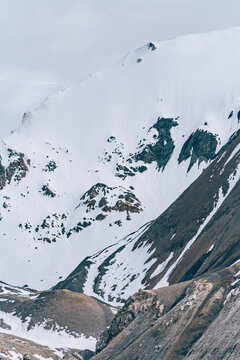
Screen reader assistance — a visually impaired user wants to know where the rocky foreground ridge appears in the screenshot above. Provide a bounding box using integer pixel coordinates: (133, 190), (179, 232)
(1, 262), (239, 359)
(93, 263), (240, 360)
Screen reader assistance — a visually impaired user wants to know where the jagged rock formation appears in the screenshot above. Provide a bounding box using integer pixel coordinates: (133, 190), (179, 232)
(178, 129), (218, 171)
(133, 117), (178, 170)
(93, 264), (240, 360)
(96, 289), (165, 353)
(69, 183), (142, 234)
(102, 116), (179, 179)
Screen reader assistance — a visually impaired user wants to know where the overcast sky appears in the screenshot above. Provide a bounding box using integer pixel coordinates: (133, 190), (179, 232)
(1, 0), (240, 137)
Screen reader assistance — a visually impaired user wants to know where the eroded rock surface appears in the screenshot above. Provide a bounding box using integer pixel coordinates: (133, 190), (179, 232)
(93, 264), (240, 360)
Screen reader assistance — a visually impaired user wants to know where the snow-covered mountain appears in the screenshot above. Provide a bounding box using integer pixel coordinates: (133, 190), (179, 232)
(1, 25), (240, 359)
(59, 126), (240, 305)
(1, 27), (240, 292)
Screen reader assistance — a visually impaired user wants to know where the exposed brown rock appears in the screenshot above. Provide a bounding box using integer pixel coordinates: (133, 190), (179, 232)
(96, 289), (167, 353)
(93, 264), (240, 360)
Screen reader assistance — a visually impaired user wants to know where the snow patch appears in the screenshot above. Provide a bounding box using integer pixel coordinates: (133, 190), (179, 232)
(150, 253), (174, 279)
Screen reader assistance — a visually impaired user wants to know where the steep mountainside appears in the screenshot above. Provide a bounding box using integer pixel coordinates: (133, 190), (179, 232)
(1, 28), (240, 291)
(93, 263), (240, 360)
(55, 128), (240, 304)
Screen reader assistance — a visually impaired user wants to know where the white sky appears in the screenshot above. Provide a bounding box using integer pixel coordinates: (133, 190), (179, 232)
(1, 0), (240, 138)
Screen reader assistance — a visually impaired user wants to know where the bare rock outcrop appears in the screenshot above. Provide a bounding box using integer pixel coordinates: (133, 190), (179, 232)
(93, 264), (240, 360)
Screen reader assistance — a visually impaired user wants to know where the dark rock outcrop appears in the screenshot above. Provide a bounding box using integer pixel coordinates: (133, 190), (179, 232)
(41, 184), (56, 197)
(134, 117), (178, 170)
(78, 183), (142, 215)
(178, 129), (217, 171)
(0, 148), (29, 190)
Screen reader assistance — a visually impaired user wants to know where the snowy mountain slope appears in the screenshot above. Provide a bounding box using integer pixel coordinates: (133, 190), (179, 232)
(0, 281), (113, 355)
(0, 333), (62, 360)
(1, 27), (240, 290)
(56, 127), (240, 305)
(0, 75), (62, 138)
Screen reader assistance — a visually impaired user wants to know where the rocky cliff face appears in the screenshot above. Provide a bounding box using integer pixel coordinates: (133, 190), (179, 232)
(96, 289), (164, 353)
(93, 263), (240, 360)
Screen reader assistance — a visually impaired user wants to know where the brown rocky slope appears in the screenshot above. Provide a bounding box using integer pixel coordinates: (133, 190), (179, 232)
(0, 283), (114, 359)
(93, 263), (240, 360)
